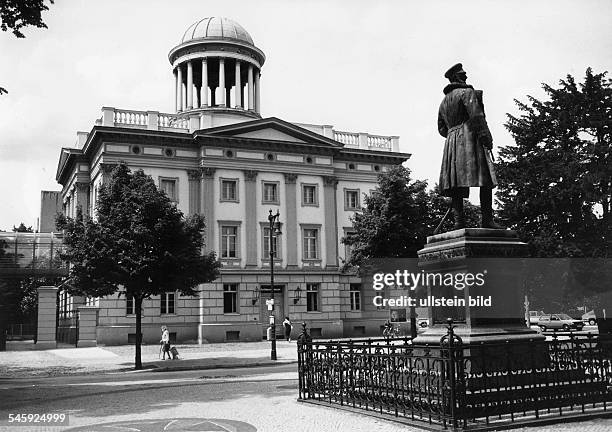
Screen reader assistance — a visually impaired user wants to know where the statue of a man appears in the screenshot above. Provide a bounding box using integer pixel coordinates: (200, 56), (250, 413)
(437, 63), (504, 229)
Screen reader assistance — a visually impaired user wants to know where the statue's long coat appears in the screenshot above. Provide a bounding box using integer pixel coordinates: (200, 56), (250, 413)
(437, 83), (497, 197)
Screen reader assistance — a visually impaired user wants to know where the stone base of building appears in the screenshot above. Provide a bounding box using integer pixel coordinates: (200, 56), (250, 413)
(77, 339), (97, 348)
(198, 322), (262, 343)
(35, 341), (57, 350)
(96, 324), (199, 346)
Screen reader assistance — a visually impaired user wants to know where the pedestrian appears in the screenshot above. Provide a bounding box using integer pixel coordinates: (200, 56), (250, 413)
(160, 325), (171, 360)
(283, 316), (293, 342)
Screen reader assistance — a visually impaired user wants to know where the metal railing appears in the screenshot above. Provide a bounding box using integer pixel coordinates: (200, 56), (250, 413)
(297, 320), (612, 430)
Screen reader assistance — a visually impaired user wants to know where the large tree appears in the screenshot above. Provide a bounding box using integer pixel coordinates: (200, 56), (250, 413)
(1, 0), (54, 95)
(497, 68), (612, 258)
(497, 69), (612, 327)
(342, 165), (479, 270)
(57, 164), (220, 369)
(1, 0), (53, 38)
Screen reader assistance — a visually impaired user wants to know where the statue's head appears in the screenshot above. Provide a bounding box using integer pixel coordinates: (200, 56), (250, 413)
(444, 63), (467, 84)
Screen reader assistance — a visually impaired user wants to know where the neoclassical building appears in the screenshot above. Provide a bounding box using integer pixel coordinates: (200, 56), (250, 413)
(54, 17), (410, 344)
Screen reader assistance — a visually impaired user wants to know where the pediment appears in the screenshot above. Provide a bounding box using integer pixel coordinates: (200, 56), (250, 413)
(197, 117), (343, 148)
(233, 128), (307, 143)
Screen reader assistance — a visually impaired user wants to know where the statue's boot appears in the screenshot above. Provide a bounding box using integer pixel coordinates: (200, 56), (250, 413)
(480, 187), (506, 229)
(452, 196), (466, 230)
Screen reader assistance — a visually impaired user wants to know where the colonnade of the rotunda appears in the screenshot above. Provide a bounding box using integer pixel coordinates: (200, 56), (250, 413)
(173, 57), (261, 114)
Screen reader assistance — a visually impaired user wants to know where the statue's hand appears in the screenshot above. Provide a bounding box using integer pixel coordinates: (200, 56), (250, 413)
(478, 130), (493, 149)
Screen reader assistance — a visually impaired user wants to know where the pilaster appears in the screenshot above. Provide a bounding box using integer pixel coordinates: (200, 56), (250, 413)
(323, 176), (339, 268)
(284, 173), (298, 267)
(244, 170), (258, 267)
(200, 168), (216, 253)
(188, 169), (201, 215)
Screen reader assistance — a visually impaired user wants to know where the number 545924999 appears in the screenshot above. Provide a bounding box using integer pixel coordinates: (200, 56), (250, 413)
(7, 413), (68, 425)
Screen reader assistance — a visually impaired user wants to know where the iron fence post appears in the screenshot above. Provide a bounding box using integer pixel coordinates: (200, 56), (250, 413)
(297, 322), (312, 400)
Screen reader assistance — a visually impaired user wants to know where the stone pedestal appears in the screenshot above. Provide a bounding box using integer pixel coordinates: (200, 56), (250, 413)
(414, 228), (543, 345)
(36, 286), (58, 350)
(76, 305), (98, 348)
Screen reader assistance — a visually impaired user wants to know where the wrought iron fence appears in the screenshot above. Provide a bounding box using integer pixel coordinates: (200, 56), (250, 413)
(297, 320), (612, 430)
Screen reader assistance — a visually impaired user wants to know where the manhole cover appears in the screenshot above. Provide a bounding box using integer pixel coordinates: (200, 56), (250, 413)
(64, 418), (256, 431)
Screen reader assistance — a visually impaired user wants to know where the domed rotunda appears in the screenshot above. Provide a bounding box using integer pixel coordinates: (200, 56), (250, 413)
(168, 17), (266, 125)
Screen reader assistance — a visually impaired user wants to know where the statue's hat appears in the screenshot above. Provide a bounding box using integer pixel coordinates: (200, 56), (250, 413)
(444, 63), (465, 79)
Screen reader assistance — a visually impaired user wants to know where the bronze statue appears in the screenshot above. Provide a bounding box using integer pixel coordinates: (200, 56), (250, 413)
(437, 63), (504, 230)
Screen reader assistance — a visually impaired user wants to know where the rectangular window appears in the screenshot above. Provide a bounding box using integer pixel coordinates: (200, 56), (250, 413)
(306, 283), (319, 312)
(221, 226), (238, 258)
(160, 178), (177, 201)
(126, 297), (135, 315)
(302, 184), (318, 206)
(223, 283), (238, 313)
(221, 179), (238, 201)
(303, 228), (319, 259)
(263, 226), (279, 259)
(160, 292), (175, 314)
(262, 182), (278, 204)
(345, 189), (360, 210)
(350, 283), (361, 311)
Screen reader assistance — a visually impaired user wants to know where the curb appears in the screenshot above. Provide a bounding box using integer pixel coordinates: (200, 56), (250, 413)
(149, 359), (298, 373)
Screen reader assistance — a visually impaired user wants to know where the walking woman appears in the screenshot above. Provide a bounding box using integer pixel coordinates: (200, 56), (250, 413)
(283, 317), (293, 342)
(160, 325), (171, 360)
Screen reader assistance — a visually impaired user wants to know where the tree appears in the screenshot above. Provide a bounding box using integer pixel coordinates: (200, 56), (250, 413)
(342, 166), (480, 270)
(57, 164), (220, 369)
(1, 0), (54, 38)
(1, 0), (54, 95)
(12, 222), (33, 233)
(497, 68), (612, 258)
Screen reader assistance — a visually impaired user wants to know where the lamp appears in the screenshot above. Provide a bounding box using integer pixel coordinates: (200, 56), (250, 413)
(293, 285), (302, 304)
(252, 287), (260, 305)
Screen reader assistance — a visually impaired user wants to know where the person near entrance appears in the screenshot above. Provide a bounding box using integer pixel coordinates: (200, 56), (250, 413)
(283, 316), (293, 342)
(437, 63), (505, 230)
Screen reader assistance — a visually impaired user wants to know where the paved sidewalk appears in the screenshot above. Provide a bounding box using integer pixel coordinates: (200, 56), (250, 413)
(0, 340), (298, 378)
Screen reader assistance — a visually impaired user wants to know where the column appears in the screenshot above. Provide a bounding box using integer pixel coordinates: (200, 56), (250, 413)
(176, 65), (183, 112)
(244, 170), (258, 267)
(323, 176), (339, 268)
(187, 61), (193, 109)
(284, 174), (298, 267)
(76, 306), (98, 348)
(174, 69), (178, 113)
(187, 169), (201, 215)
(218, 58), (226, 107)
(200, 168), (216, 253)
(235, 60), (242, 108)
(254, 69), (261, 113)
(75, 182), (89, 217)
(247, 64), (254, 110)
(36, 286), (58, 349)
(201, 58), (208, 107)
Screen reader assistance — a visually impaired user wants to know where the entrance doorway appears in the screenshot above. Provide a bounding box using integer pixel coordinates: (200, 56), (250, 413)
(259, 285), (284, 339)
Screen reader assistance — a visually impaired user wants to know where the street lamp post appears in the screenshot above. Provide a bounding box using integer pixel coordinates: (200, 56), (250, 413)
(268, 209), (281, 361)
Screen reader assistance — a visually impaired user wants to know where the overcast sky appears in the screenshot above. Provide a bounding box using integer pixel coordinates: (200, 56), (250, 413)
(0, 0), (610, 231)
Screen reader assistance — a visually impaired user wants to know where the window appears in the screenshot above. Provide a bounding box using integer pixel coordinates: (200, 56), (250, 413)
(160, 292), (175, 314)
(350, 283), (361, 311)
(263, 226), (279, 259)
(85, 296), (99, 307)
(344, 189), (360, 210)
(223, 284), (238, 313)
(306, 283), (319, 312)
(221, 179), (238, 202)
(221, 226), (238, 258)
(262, 181), (279, 204)
(160, 178), (178, 201)
(302, 184), (318, 206)
(126, 297), (135, 315)
(303, 228), (319, 259)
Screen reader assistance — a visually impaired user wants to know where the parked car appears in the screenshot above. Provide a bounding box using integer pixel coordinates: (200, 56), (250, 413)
(582, 310), (597, 326)
(529, 310), (545, 325)
(538, 314), (584, 331)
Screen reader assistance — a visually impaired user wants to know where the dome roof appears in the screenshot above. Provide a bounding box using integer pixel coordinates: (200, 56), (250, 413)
(180, 17), (254, 46)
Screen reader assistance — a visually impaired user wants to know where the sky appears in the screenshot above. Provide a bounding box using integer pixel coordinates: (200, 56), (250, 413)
(0, 0), (611, 231)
